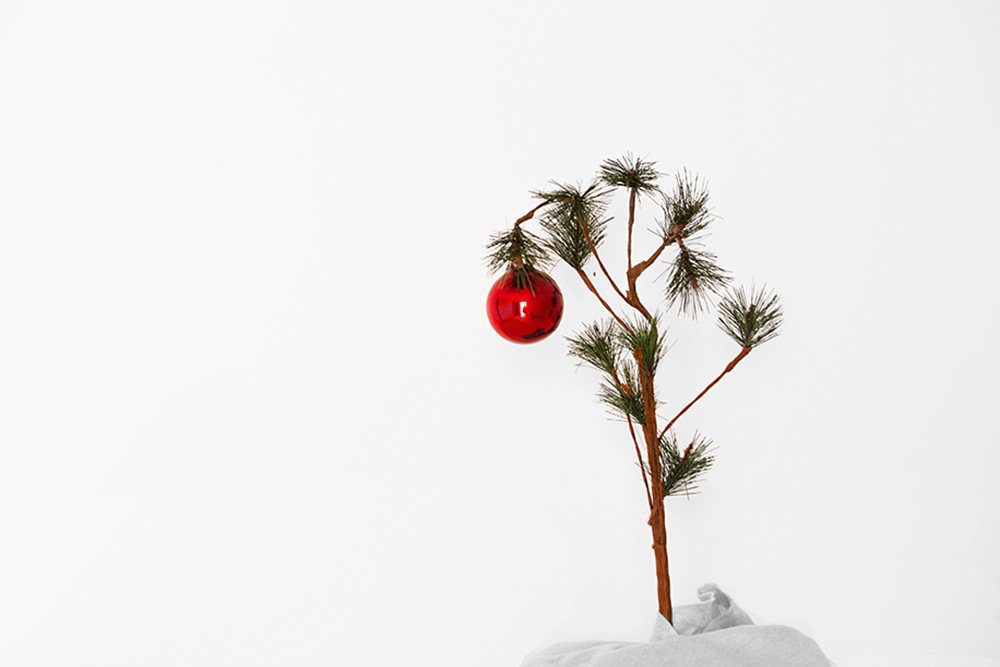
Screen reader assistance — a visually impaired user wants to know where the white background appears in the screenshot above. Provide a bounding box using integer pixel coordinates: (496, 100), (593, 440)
(2, 1), (999, 665)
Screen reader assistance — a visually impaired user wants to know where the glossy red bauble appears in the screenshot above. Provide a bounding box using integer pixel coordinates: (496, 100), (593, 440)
(486, 267), (564, 344)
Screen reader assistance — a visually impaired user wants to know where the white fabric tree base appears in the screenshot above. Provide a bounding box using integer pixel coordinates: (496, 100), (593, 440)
(521, 584), (833, 667)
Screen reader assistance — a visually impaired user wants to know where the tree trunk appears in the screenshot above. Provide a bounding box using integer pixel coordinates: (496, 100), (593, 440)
(648, 498), (672, 622)
(637, 360), (672, 623)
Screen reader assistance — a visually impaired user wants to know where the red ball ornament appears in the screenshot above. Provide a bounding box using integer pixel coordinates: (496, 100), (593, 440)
(486, 267), (564, 344)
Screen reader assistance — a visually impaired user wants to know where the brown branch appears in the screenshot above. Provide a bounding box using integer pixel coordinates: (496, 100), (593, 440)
(635, 348), (663, 511)
(608, 363), (653, 510)
(576, 269), (633, 334)
(513, 201), (549, 228)
(630, 231), (674, 281)
(635, 348), (672, 622)
(635, 237), (671, 276)
(626, 295), (653, 322)
(623, 225), (684, 323)
(658, 346), (752, 440)
(627, 225), (680, 290)
(576, 214), (631, 308)
(620, 187), (658, 321)
(628, 414), (654, 510)
(627, 188), (637, 271)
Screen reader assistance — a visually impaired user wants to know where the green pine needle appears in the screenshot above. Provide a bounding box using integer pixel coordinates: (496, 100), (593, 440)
(597, 362), (646, 425)
(658, 431), (715, 497)
(599, 154), (662, 194)
(568, 319), (647, 424)
(717, 285), (783, 348)
(664, 244), (731, 315)
(533, 181), (612, 270)
(660, 170), (714, 239)
(617, 315), (667, 377)
(485, 226), (553, 276)
(566, 320), (620, 376)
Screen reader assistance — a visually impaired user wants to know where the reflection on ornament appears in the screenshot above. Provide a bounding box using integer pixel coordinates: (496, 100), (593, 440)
(486, 267), (564, 344)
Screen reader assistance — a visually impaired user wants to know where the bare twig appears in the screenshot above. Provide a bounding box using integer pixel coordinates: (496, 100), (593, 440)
(576, 269), (633, 334)
(609, 363), (653, 509)
(628, 414), (654, 510)
(658, 346), (752, 440)
(576, 214), (631, 308)
(627, 188), (637, 271)
(514, 201), (549, 228)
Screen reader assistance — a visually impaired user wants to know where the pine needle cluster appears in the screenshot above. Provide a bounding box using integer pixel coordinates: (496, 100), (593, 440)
(658, 172), (731, 315)
(566, 320), (646, 424)
(599, 154), (662, 195)
(660, 171), (714, 238)
(663, 246), (727, 313)
(567, 317), (720, 496)
(485, 226), (553, 289)
(656, 431), (715, 497)
(717, 285), (784, 348)
(531, 181), (612, 271)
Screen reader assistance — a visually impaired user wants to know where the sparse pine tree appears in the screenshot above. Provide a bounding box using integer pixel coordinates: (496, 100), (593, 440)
(485, 154), (783, 622)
